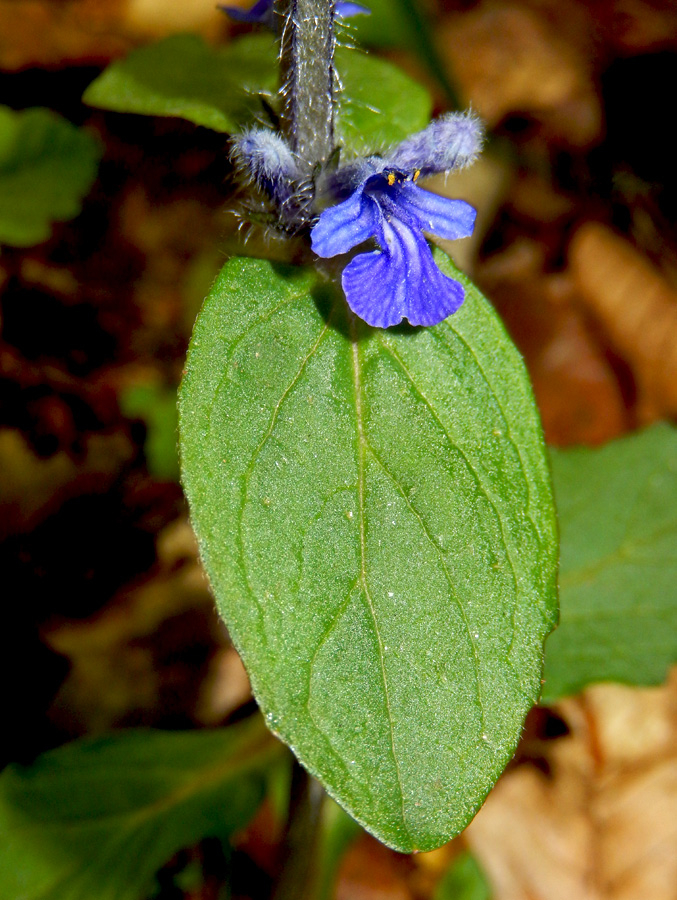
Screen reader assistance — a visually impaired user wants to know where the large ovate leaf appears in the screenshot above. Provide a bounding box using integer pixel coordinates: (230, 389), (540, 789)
(179, 253), (558, 852)
(543, 423), (677, 702)
(83, 35), (431, 154)
(0, 717), (281, 900)
(83, 34), (278, 133)
(0, 106), (100, 247)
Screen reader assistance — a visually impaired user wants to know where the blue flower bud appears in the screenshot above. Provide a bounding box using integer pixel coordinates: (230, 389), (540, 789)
(387, 111), (484, 178)
(231, 128), (313, 230)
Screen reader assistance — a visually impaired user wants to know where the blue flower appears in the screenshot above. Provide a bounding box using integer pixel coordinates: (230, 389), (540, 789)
(310, 112), (483, 328)
(311, 164), (476, 328)
(220, 0), (369, 26)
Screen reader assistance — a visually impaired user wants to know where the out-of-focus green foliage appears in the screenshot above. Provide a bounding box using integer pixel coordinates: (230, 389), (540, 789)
(433, 851), (491, 900)
(0, 717), (282, 900)
(336, 47), (432, 154)
(544, 423), (677, 701)
(83, 34), (431, 155)
(346, 0), (460, 106)
(0, 106), (100, 247)
(313, 799), (362, 900)
(120, 382), (180, 482)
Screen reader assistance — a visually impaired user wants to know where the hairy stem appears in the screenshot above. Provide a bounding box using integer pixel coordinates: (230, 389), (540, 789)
(275, 0), (335, 168)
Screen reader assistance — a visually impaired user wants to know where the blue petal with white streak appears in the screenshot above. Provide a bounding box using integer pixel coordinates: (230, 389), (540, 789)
(311, 168), (475, 329)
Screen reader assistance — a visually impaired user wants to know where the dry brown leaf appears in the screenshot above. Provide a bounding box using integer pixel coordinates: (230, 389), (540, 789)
(569, 221), (677, 420)
(124, 0), (225, 40)
(0, 0), (225, 69)
(0, 0), (130, 69)
(439, 1), (601, 145)
(466, 673), (677, 900)
(194, 645), (252, 727)
(336, 834), (413, 900)
(508, 173), (576, 226)
(44, 516), (222, 732)
(0, 427), (134, 540)
(608, 0), (677, 52)
(477, 243), (628, 446)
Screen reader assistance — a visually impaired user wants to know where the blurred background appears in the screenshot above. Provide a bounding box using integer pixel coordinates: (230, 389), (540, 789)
(1, 1), (676, 898)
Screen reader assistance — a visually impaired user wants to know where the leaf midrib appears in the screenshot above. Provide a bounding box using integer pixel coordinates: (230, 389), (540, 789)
(349, 315), (411, 845)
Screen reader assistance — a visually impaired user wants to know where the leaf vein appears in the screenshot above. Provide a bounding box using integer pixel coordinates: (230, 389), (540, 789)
(351, 320), (412, 844)
(204, 288), (307, 436)
(364, 443), (487, 732)
(376, 338), (520, 659)
(236, 320), (331, 642)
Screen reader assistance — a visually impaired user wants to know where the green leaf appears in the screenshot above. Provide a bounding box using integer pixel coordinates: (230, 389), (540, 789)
(120, 382), (180, 482)
(0, 717), (281, 900)
(336, 46), (432, 155)
(543, 423), (677, 702)
(345, 0), (411, 47)
(345, 0), (460, 108)
(433, 851), (491, 900)
(179, 252), (558, 852)
(83, 34), (431, 154)
(83, 34), (278, 133)
(0, 106), (100, 247)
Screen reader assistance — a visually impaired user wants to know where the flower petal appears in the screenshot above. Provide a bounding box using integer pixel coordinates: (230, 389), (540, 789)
(218, 0), (273, 24)
(388, 219), (466, 326)
(341, 218), (465, 328)
(342, 247), (407, 328)
(395, 182), (476, 241)
(336, 2), (371, 16)
(311, 188), (378, 258)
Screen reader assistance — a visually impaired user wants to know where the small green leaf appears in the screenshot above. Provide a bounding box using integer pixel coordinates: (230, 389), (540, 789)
(179, 253), (558, 852)
(83, 34), (431, 155)
(0, 717), (281, 900)
(336, 46), (432, 155)
(83, 34), (278, 133)
(346, 0), (460, 107)
(543, 423), (677, 702)
(434, 851), (491, 900)
(120, 382), (179, 481)
(0, 106), (100, 247)
(345, 0), (411, 47)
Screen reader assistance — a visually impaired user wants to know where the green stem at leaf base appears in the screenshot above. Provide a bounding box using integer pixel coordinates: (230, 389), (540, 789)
(271, 762), (326, 900)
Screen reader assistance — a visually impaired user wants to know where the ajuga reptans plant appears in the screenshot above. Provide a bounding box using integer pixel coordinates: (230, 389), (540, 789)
(178, 0), (558, 857)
